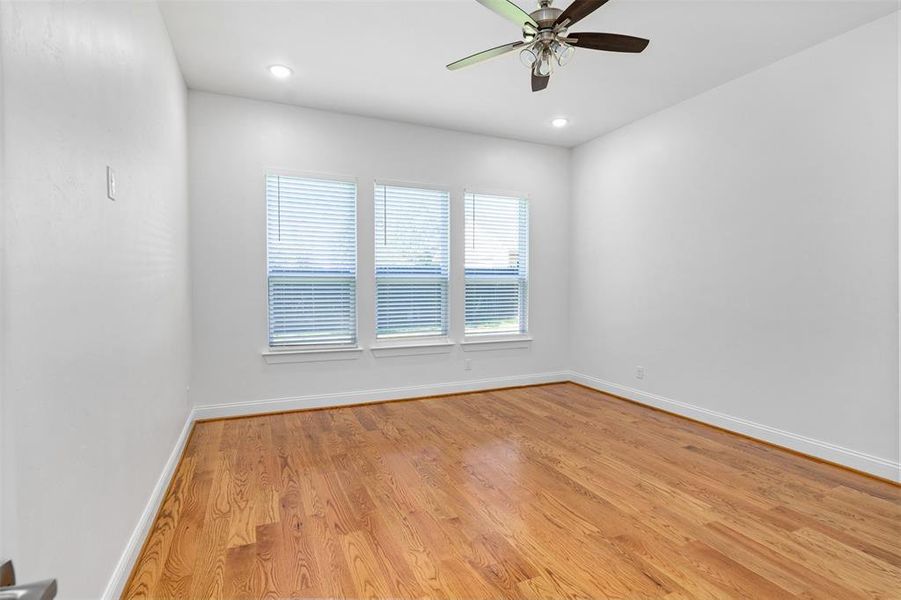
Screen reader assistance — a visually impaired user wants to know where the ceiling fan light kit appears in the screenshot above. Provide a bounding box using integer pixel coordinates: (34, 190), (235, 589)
(447, 0), (650, 92)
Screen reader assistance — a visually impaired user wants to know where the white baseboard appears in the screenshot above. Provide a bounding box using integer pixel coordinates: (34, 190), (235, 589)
(569, 371), (901, 483)
(101, 410), (196, 600)
(192, 371), (571, 421)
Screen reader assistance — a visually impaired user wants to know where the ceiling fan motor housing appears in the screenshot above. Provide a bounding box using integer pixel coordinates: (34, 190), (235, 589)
(530, 2), (563, 31)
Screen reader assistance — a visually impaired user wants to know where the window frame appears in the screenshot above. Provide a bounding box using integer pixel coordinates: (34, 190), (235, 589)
(462, 190), (531, 340)
(263, 169), (361, 352)
(371, 179), (453, 344)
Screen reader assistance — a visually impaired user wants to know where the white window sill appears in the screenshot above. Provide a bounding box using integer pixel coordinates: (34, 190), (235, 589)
(370, 339), (455, 358)
(262, 346), (363, 364)
(461, 336), (533, 352)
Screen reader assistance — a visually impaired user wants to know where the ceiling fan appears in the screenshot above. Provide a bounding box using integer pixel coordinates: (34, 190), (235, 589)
(447, 0), (649, 92)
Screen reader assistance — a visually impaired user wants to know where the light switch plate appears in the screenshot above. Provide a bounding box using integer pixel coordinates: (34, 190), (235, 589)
(106, 166), (116, 200)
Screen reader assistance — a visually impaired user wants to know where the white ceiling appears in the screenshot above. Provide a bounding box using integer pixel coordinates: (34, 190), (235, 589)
(159, 0), (898, 147)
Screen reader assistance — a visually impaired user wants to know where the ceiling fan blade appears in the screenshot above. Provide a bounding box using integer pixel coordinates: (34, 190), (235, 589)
(569, 32), (650, 53)
(446, 41), (525, 70)
(475, 0), (539, 29)
(531, 72), (550, 92)
(555, 0), (611, 28)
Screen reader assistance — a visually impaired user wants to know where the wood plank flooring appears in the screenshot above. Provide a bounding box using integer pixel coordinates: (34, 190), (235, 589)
(123, 383), (901, 599)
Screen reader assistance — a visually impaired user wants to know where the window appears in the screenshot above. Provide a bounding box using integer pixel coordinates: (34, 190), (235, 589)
(375, 184), (450, 338)
(464, 192), (529, 336)
(266, 174), (357, 347)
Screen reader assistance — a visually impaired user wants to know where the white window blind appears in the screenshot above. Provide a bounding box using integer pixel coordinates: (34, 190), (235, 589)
(266, 174), (357, 347)
(375, 184), (450, 338)
(464, 192), (529, 336)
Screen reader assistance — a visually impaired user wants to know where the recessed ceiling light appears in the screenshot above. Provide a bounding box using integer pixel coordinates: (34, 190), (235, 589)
(268, 64), (293, 79)
(551, 117), (569, 128)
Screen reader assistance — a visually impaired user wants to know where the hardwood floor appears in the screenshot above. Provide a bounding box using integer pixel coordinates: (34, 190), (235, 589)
(123, 383), (901, 599)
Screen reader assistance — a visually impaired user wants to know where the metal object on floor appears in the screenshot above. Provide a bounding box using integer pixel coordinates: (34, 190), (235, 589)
(0, 561), (57, 600)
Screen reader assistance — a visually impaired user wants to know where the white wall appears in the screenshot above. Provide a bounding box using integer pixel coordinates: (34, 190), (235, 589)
(570, 14), (900, 480)
(188, 91), (570, 410)
(0, 2), (191, 597)
(0, 3), (7, 562)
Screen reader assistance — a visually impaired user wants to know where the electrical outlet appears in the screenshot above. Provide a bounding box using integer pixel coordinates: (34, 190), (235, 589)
(636, 366), (645, 380)
(106, 166), (117, 200)
(464, 359), (472, 371)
